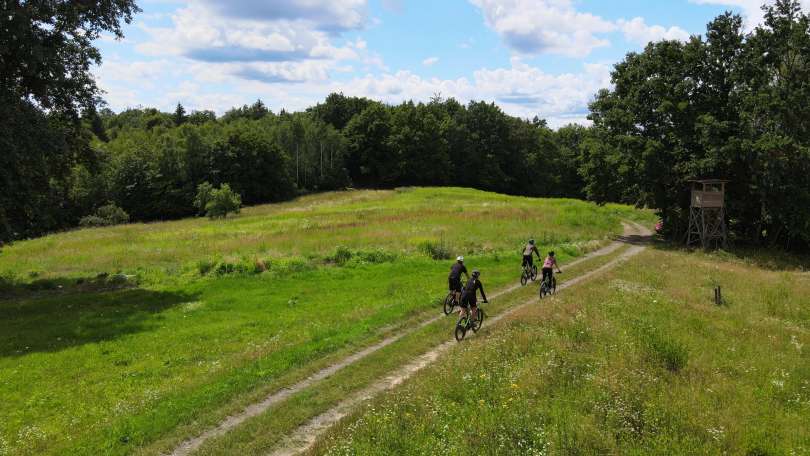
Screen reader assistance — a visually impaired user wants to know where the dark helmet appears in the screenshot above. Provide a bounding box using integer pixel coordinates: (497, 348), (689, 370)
(529, 239), (535, 245)
(548, 251), (555, 256)
(472, 269), (480, 277)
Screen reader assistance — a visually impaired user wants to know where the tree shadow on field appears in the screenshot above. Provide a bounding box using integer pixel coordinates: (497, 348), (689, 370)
(0, 283), (198, 358)
(615, 232), (653, 246)
(651, 239), (810, 272)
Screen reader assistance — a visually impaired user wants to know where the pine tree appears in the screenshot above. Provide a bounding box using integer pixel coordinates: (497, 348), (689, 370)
(173, 103), (187, 126)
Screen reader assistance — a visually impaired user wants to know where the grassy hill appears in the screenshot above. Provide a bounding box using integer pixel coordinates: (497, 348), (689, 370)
(309, 246), (810, 455)
(0, 187), (651, 455)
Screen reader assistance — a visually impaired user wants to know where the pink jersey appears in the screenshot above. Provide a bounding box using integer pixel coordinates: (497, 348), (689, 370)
(543, 256), (556, 268)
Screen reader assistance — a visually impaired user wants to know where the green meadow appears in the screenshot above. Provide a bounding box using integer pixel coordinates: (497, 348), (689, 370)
(0, 188), (649, 455)
(311, 246), (810, 455)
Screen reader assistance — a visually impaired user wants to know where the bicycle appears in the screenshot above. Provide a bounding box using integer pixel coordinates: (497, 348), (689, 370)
(520, 262), (538, 286)
(539, 272), (559, 298)
(454, 301), (486, 341)
(443, 290), (459, 315)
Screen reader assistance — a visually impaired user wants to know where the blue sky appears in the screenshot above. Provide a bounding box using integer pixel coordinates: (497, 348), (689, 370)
(94, 0), (793, 127)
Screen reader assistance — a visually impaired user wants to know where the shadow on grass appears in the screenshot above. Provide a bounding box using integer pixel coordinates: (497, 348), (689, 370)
(614, 232), (653, 246)
(651, 238), (810, 272)
(0, 284), (198, 358)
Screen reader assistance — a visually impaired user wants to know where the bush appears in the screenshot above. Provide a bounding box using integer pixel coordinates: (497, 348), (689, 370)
(197, 259), (216, 275)
(193, 182), (214, 216)
(331, 246), (353, 266)
(355, 249), (396, 264)
(79, 203), (130, 227)
(418, 240), (451, 260)
(205, 184), (242, 219)
(328, 247), (397, 267)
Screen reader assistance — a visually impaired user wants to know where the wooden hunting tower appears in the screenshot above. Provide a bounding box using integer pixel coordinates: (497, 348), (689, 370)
(687, 179), (728, 249)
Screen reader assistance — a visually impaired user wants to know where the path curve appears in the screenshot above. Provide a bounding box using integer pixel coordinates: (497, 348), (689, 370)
(168, 223), (647, 456)
(268, 222), (652, 456)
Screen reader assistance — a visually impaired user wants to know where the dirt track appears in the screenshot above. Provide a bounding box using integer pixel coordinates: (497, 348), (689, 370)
(169, 222), (651, 456)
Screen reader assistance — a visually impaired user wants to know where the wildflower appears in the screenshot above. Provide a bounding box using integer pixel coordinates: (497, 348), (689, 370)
(511, 383), (519, 389)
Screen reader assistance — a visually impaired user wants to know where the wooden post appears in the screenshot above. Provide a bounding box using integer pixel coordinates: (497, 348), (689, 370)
(714, 286), (722, 305)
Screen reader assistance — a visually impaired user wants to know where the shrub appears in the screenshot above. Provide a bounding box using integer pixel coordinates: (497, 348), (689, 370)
(107, 273), (130, 286)
(254, 258), (268, 273)
(197, 259), (216, 275)
(418, 240), (451, 260)
(332, 246), (353, 265)
(193, 182), (214, 215)
(78, 215), (106, 227)
(355, 249), (396, 264)
(205, 184), (242, 219)
(215, 261), (236, 275)
(79, 203), (130, 227)
(328, 247), (396, 266)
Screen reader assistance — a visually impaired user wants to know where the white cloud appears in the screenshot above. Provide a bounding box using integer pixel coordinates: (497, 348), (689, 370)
(330, 58), (612, 127)
(99, 0), (627, 126)
(469, 0), (616, 57)
(133, 0), (376, 85)
(96, 56), (610, 128)
(618, 17), (690, 45)
(469, 0), (692, 57)
(198, 0), (367, 31)
(689, 0), (810, 30)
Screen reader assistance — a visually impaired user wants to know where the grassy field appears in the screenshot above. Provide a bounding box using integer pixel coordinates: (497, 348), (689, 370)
(0, 187), (646, 282)
(310, 246), (810, 455)
(173, 244), (634, 456)
(0, 188), (650, 455)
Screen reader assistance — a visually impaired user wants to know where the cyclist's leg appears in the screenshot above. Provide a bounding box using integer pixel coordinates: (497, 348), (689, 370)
(458, 295), (468, 318)
(542, 267), (552, 286)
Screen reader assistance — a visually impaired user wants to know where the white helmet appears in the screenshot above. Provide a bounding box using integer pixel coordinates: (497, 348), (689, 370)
(457, 256), (464, 262)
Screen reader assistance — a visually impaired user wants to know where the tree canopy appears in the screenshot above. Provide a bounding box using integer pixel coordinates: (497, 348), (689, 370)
(583, 0), (810, 249)
(2, 0), (810, 252)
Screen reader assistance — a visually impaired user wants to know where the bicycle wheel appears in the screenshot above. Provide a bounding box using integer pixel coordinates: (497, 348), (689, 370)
(520, 269), (528, 286)
(551, 277), (557, 294)
(455, 318), (468, 341)
(471, 309), (485, 333)
(539, 282), (547, 298)
(531, 265), (538, 281)
(443, 293), (455, 315)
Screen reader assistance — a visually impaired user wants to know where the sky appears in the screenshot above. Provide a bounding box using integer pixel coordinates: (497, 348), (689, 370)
(93, 0), (803, 128)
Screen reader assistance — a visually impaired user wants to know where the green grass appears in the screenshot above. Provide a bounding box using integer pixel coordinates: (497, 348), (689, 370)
(172, 244), (633, 456)
(0, 187), (648, 282)
(310, 246), (810, 455)
(0, 188), (652, 455)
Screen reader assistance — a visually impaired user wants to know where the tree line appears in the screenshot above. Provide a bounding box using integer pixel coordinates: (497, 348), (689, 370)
(1, 0), (809, 251)
(1, 92), (586, 241)
(583, 0), (810, 250)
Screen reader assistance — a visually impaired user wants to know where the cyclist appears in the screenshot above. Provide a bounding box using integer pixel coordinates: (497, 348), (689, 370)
(541, 251), (562, 288)
(448, 256), (468, 303)
(459, 269), (488, 321)
(522, 239), (540, 271)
